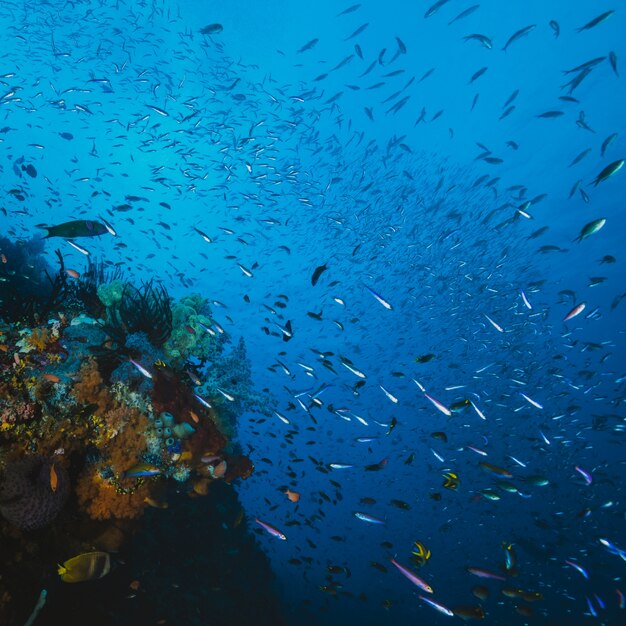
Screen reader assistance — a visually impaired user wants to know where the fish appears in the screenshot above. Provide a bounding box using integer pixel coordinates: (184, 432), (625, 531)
(311, 263), (328, 286)
(284, 489), (300, 502)
(39, 220), (108, 239)
(577, 10), (614, 32)
(424, 392), (452, 416)
(520, 392), (543, 409)
(601, 133), (618, 156)
(410, 541), (431, 567)
(200, 24), (223, 35)
(484, 314), (504, 333)
(66, 240), (90, 256)
(344, 23), (369, 41)
(424, 0), (451, 18)
(122, 462), (161, 478)
(297, 38), (319, 53)
(463, 34), (493, 49)
(129, 358), (153, 379)
(549, 20), (560, 38)
(502, 24), (536, 51)
(415, 353), (435, 363)
(478, 461), (513, 478)
(563, 302), (586, 322)
(419, 595), (454, 617)
(364, 284), (393, 309)
(448, 5), (479, 25)
(389, 558), (433, 594)
(565, 559), (589, 579)
(354, 511), (385, 524)
(255, 518), (287, 540)
(336, 4), (361, 17)
(466, 567), (506, 581)
(592, 159), (623, 185)
(574, 466), (593, 485)
(58, 552), (111, 583)
(442, 472), (460, 490)
(49, 463), (58, 492)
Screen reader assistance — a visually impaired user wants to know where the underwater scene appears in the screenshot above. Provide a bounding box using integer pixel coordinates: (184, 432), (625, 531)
(0, 0), (624, 625)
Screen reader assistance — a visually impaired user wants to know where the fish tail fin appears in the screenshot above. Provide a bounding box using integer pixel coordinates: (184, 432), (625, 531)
(57, 564), (67, 576)
(38, 226), (52, 239)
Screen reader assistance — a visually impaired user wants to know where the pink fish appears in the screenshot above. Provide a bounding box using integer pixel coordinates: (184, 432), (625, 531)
(575, 465), (593, 485)
(255, 518), (287, 541)
(129, 358), (152, 379)
(424, 392), (452, 416)
(466, 567), (506, 581)
(390, 558), (434, 594)
(564, 302), (586, 321)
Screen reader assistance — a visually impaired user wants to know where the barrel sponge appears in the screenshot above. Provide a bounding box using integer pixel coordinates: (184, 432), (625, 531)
(0, 456), (69, 530)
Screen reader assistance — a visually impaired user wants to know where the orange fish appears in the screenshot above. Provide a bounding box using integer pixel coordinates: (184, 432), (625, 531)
(129, 580), (141, 591)
(66, 269), (80, 278)
(210, 460), (227, 479)
(50, 463), (58, 492)
(1, 254), (7, 263)
(0, 345), (8, 352)
(189, 410), (200, 424)
(285, 489), (300, 503)
(43, 373), (61, 383)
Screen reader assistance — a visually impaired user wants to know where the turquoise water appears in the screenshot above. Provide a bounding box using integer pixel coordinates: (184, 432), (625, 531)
(1, 0), (625, 624)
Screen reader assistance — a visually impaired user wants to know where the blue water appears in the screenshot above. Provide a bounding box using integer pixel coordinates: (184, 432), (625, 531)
(1, 0), (625, 624)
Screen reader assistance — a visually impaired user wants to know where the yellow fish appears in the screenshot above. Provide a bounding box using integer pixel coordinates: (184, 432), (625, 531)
(410, 540), (431, 567)
(58, 551), (111, 583)
(442, 472), (460, 490)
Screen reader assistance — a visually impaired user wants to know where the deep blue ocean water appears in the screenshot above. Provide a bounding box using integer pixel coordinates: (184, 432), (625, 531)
(1, 0), (625, 624)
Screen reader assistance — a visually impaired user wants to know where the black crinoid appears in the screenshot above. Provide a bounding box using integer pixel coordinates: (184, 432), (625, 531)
(0, 237), (68, 324)
(91, 280), (173, 378)
(113, 280), (173, 347)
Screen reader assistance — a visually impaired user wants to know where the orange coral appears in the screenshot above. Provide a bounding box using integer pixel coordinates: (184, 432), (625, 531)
(73, 358), (110, 415)
(76, 468), (150, 520)
(104, 409), (150, 475)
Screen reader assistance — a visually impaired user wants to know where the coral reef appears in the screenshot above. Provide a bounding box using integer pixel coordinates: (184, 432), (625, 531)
(164, 293), (226, 364)
(0, 243), (260, 621)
